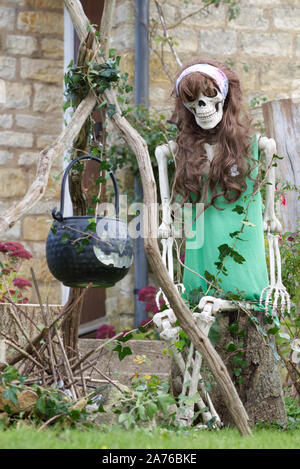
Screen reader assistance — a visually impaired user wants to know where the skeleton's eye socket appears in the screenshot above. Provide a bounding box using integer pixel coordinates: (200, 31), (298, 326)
(205, 87), (218, 98)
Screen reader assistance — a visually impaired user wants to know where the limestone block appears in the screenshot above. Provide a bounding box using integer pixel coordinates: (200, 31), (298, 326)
(0, 303), (61, 348)
(78, 339), (172, 385)
(227, 7), (269, 30)
(149, 53), (178, 84)
(0, 386), (38, 413)
(272, 7), (300, 30)
(36, 134), (58, 149)
(0, 130), (33, 148)
(0, 150), (13, 165)
(23, 215), (52, 241)
(17, 11), (63, 35)
(6, 34), (38, 56)
(297, 35), (300, 57)
(0, 6), (16, 31)
(174, 2), (226, 28)
(0, 114), (13, 129)
(18, 151), (39, 166)
(36, 0), (63, 9)
(111, 23), (135, 51)
(15, 114), (62, 135)
(0, 168), (27, 197)
(0, 56), (16, 80)
(240, 32), (293, 56)
(0, 220), (21, 240)
(20, 58), (63, 84)
(41, 38), (64, 59)
(0, 82), (31, 110)
(172, 27), (199, 54)
(200, 29), (237, 55)
(115, 0), (135, 25)
(258, 60), (300, 92)
(33, 83), (63, 113)
(21, 257), (55, 283)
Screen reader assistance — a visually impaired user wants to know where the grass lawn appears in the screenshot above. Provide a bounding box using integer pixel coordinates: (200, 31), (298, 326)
(0, 426), (299, 449)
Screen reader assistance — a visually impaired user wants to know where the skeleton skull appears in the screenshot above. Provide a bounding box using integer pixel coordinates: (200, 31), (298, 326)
(184, 87), (223, 130)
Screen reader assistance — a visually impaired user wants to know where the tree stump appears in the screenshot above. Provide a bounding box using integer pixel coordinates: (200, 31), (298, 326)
(208, 310), (287, 426)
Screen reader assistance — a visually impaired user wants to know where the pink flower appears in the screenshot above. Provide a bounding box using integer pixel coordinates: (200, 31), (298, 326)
(13, 277), (32, 289)
(0, 241), (32, 259)
(280, 194), (287, 206)
(96, 324), (116, 339)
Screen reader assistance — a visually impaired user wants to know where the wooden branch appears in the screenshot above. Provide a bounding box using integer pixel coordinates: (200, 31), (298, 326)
(64, 0), (252, 436)
(100, 0), (116, 57)
(0, 91), (96, 235)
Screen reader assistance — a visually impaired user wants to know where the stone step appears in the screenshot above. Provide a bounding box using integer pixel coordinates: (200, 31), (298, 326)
(78, 338), (172, 385)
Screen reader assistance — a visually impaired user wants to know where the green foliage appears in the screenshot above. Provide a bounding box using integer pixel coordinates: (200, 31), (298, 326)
(113, 375), (176, 429)
(107, 106), (178, 184)
(64, 52), (122, 111)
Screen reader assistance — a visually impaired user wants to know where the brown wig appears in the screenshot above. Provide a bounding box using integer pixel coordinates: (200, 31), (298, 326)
(170, 58), (255, 209)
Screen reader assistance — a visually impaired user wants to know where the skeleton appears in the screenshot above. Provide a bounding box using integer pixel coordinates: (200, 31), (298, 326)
(153, 65), (290, 427)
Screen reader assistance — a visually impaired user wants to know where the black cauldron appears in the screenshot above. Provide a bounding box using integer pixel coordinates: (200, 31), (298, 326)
(46, 155), (133, 288)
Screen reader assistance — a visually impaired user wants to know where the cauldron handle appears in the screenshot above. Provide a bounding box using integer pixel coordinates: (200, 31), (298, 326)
(52, 155), (119, 222)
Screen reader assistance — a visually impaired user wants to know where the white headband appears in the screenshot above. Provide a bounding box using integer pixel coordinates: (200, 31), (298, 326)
(176, 64), (229, 105)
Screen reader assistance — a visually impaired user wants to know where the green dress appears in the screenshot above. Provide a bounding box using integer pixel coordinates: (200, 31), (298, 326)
(183, 136), (269, 303)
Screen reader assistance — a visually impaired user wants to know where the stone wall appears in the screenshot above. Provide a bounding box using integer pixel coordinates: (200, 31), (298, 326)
(112, 0), (300, 120)
(0, 0), (64, 304)
(0, 0), (299, 328)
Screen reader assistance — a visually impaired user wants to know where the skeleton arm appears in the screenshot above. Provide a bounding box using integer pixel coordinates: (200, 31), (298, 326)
(155, 141), (178, 238)
(257, 135), (282, 233)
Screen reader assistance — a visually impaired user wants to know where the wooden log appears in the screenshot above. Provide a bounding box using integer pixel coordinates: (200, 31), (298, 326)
(262, 98), (300, 232)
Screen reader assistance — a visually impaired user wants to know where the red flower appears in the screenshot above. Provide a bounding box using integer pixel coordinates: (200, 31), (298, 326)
(96, 324), (116, 339)
(138, 286), (156, 302)
(139, 318), (153, 328)
(13, 277), (32, 289)
(138, 285), (165, 315)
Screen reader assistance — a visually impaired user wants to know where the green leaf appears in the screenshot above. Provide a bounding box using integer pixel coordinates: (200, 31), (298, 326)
(145, 402), (158, 420)
(157, 394), (175, 413)
(61, 233), (70, 244)
(3, 386), (19, 407)
(226, 341), (237, 353)
(232, 205), (245, 214)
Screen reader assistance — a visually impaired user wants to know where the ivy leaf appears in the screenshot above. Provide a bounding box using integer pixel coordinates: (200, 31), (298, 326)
(107, 104), (117, 118)
(3, 387), (19, 407)
(226, 341), (237, 353)
(157, 394), (175, 414)
(60, 233), (70, 244)
(145, 402), (158, 420)
(232, 205), (245, 215)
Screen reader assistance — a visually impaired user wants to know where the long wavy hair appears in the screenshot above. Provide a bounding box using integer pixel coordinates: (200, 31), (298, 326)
(170, 58), (255, 209)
